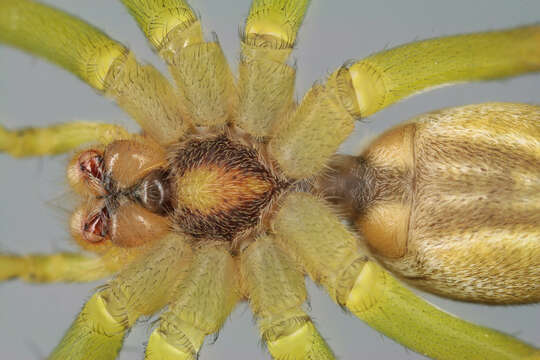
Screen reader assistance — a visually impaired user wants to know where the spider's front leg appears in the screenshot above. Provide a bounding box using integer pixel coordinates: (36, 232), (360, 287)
(49, 234), (192, 360)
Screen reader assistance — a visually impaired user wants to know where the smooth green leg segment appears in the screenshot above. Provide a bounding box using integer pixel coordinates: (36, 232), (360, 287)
(0, 122), (129, 157)
(241, 235), (335, 360)
(344, 262), (540, 360)
(0, 253), (116, 283)
(0, 0), (126, 91)
(145, 243), (238, 359)
(273, 193), (539, 359)
(326, 25), (540, 118)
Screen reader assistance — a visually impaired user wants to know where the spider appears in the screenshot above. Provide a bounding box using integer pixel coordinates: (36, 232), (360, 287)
(0, 0), (539, 359)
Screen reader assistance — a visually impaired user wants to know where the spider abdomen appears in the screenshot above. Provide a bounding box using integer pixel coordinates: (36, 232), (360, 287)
(322, 103), (540, 304)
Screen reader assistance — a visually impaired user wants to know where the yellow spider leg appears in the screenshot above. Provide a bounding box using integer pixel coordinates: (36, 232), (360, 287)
(0, 122), (129, 157)
(0, 0), (188, 145)
(119, 0), (203, 55)
(240, 234), (335, 360)
(120, 0), (235, 128)
(0, 253), (115, 283)
(269, 84), (355, 179)
(324, 24), (540, 119)
(146, 242), (238, 360)
(236, 0), (310, 137)
(49, 234), (192, 360)
(273, 193), (540, 360)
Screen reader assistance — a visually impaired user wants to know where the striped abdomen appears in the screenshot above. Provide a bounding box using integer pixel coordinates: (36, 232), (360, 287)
(322, 103), (540, 304)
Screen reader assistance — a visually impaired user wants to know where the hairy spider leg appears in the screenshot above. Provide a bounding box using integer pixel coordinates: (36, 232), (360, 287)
(241, 234), (335, 359)
(49, 234), (192, 360)
(0, 0), (188, 145)
(145, 242), (238, 359)
(324, 25), (540, 119)
(121, 0), (236, 128)
(273, 193), (540, 360)
(0, 122), (129, 157)
(235, 0), (310, 137)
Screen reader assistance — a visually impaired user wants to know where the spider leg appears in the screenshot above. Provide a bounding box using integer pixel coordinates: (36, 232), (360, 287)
(0, 122), (129, 157)
(145, 242), (238, 359)
(0, 252), (117, 283)
(49, 234), (192, 360)
(323, 25), (540, 119)
(121, 0), (236, 128)
(236, 0), (310, 137)
(240, 234), (335, 360)
(0, 0), (188, 145)
(272, 193), (540, 360)
(269, 84), (355, 179)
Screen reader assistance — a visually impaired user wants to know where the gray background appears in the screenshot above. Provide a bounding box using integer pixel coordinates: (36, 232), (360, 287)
(0, 1), (539, 359)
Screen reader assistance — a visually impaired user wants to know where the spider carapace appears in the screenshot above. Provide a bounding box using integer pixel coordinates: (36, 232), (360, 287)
(0, 0), (539, 359)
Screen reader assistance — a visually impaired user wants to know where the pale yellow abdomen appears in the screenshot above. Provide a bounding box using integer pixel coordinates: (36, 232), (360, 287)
(325, 103), (540, 304)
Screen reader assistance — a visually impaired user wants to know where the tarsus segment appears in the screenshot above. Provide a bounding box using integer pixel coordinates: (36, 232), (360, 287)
(237, 0), (311, 137)
(273, 193), (540, 360)
(325, 24), (540, 118)
(0, 0), (188, 145)
(0, 122), (129, 157)
(241, 234), (335, 360)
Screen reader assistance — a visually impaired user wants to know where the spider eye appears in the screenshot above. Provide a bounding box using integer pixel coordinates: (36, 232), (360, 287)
(67, 149), (106, 196)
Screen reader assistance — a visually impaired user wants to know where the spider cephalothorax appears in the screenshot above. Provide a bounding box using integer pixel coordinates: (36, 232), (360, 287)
(0, 1), (539, 359)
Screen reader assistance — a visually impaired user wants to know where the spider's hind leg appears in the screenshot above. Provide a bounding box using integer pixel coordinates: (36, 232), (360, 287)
(240, 234), (335, 360)
(145, 242), (238, 360)
(0, 122), (129, 157)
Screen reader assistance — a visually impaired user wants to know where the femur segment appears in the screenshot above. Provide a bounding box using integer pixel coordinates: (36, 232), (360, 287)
(324, 25), (540, 118)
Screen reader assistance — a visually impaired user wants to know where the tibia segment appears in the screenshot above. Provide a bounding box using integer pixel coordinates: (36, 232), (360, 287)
(0, 122), (129, 157)
(240, 234), (335, 360)
(145, 242), (238, 359)
(326, 24), (540, 118)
